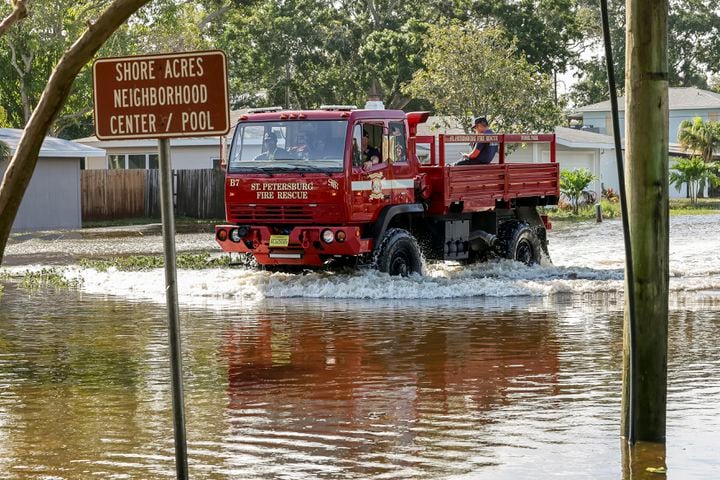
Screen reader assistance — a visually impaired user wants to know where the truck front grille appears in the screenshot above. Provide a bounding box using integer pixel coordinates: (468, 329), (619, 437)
(229, 204), (314, 223)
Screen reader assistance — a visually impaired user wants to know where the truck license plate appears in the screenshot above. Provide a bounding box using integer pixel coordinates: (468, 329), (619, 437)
(269, 235), (290, 247)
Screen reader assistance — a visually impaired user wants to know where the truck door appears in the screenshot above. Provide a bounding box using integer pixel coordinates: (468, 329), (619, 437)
(350, 122), (394, 222)
(386, 121), (415, 204)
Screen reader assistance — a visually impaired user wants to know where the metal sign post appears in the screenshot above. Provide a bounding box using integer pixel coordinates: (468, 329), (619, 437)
(92, 50), (229, 479)
(158, 137), (188, 479)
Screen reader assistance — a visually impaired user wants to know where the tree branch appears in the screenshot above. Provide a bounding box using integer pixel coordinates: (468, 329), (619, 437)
(0, 0), (28, 37)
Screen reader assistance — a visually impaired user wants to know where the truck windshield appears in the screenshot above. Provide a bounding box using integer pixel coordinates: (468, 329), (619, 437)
(229, 120), (347, 173)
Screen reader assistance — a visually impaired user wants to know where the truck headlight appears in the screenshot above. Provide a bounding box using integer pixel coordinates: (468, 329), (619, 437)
(229, 228), (243, 243)
(321, 229), (334, 244)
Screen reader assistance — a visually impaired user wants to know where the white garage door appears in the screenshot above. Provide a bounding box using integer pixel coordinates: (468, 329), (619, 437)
(544, 150), (600, 194)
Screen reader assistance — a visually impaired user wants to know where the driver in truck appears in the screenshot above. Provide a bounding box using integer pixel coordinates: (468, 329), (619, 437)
(254, 132), (288, 160)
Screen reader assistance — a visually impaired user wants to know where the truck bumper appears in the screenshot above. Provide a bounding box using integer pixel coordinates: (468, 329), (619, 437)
(215, 225), (371, 266)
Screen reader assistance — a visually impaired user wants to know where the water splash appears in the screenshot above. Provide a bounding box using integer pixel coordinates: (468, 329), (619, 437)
(3, 216), (719, 305)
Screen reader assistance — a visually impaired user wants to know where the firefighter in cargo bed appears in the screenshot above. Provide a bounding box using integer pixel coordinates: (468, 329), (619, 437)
(456, 116), (497, 165)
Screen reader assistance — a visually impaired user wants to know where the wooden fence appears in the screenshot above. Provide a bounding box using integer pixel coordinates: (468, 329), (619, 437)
(81, 169), (225, 221)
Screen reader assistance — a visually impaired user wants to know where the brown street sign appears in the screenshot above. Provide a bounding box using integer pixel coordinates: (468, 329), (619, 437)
(93, 50), (230, 140)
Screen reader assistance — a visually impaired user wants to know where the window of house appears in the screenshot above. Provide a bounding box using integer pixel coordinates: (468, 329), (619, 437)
(108, 154), (125, 169)
(107, 153), (159, 169)
(212, 157), (222, 169)
(128, 154), (146, 169)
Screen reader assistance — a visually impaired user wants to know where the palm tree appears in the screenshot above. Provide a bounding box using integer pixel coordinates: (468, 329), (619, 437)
(560, 168), (597, 214)
(0, 141), (10, 162)
(677, 117), (720, 163)
(669, 157), (720, 205)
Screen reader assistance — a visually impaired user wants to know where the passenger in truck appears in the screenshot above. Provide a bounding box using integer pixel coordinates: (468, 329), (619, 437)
(363, 155), (381, 170)
(288, 133), (311, 159)
(361, 129), (381, 169)
(254, 132), (289, 160)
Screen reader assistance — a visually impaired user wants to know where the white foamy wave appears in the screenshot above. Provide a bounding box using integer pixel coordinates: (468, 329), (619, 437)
(49, 259), (624, 305)
(3, 215), (719, 305)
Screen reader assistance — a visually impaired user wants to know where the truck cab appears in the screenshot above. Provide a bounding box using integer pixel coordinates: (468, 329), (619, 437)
(216, 107), (559, 274)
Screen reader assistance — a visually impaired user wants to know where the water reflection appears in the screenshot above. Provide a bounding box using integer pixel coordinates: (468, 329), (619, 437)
(622, 441), (667, 480)
(219, 308), (565, 477)
(0, 286), (719, 478)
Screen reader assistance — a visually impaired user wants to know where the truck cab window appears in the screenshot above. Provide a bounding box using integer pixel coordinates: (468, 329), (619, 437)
(229, 120), (346, 173)
(360, 123), (383, 170)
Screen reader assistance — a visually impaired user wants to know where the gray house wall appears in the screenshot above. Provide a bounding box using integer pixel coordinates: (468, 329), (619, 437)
(582, 108), (720, 143)
(1, 157), (82, 232)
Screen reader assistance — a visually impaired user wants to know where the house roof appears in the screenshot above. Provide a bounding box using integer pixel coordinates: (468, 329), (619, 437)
(0, 128), (106, 158)
(577, 87), (720, 113)
(554, 126), (616, 149)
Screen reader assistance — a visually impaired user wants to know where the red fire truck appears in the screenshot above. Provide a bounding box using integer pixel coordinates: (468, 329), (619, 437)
(215, 107), (559, 275)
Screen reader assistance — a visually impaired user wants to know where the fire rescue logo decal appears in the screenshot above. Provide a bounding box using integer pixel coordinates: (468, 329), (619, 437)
(350, 177), (414, 197)
(327, 178), (339, 190)
(250, 181), (314, 200)
(368, 173), (384, 200)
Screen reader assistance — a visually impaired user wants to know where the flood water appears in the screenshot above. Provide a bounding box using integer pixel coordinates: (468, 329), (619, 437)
(1, 216), (720, 479)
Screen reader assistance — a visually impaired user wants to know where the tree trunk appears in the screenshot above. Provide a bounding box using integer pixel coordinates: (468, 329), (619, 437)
(8, 42), (33, 124)
(621, 0), (669, 442)
(0, 0), (152, 264)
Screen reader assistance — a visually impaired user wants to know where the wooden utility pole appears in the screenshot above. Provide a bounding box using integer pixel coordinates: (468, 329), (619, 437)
(622, 0), (669, 442)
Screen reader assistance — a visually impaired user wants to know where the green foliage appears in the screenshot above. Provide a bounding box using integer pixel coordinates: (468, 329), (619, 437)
(669, 197), (720, 214)
(212, 0), (366, 109)
(0, 105), (9, 127)
(79, 253), (233, 271)
(471, 0), (594, 75)
(403, 21), (563, 133)
(669, 156), (720, 205)
(546, 198), (620, 221)
(19, 268), (80, 290)
(570, 0), (720, 105)
(560, 168), (597, 214)
(567, 57), (614, 107)
(359, 22), (428, 109)
(677, 117), (720, 164)
(0, 140), (10, 161)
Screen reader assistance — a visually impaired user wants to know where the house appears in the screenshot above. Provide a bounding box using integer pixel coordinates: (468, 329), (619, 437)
(576, 87), (720, 150)
(0, 128), (105, 232)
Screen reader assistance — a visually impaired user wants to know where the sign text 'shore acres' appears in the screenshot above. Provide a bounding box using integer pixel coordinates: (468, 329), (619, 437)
(92, 50), (230, 140)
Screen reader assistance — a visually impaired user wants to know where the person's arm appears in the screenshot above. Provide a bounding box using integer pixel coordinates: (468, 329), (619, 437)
(460, 143), (484, 162)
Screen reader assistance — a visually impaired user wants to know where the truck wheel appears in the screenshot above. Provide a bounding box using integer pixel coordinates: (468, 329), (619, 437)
(374, 228), (423, 276)
(498, 221), (542, 266)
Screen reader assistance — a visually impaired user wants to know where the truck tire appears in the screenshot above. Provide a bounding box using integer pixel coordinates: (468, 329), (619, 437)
(373, 228), (423, 276)
(498, 220), (542, 266)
